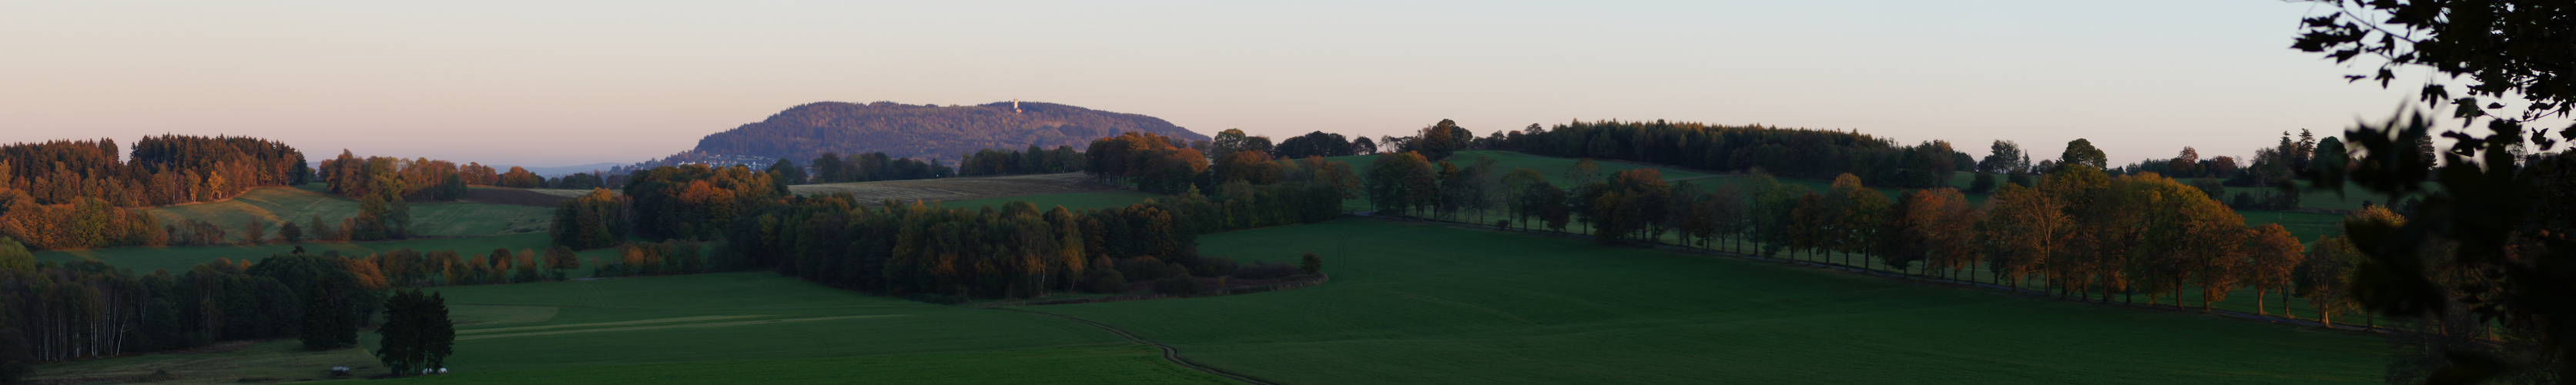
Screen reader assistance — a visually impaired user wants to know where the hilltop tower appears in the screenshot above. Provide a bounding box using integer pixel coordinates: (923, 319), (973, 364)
(1013, 99), (1021, 114)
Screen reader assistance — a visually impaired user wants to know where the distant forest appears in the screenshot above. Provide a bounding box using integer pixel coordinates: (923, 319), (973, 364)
(0, 136), (307, 249)
(689, 101), (1209, 163)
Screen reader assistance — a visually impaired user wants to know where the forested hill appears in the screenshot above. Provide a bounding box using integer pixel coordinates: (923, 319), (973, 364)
(690, 101), (1208, 162)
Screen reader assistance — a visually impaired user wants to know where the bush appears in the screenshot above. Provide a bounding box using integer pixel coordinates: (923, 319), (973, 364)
(1231, 262), (1301, 280)
(1081, 268), (1127, 293)
(1301, 253), (1323, 274)
(1152, 276), (1204, 295)
(1114, 257), (1186, 281)
(1191, 256), (1240, 277)
(1968, 172), (1998, 193)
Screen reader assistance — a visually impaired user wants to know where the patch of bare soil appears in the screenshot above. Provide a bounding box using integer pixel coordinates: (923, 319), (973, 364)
(461, 188), (582, 207)
(788, 172), (1113, 205)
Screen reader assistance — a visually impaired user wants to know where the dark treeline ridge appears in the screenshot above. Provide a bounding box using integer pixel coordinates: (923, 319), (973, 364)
(725, 171), (1345, 301)
(552, 137), (1355, 301)
(955, 146), (1084, 177)
(690, 101), (1209, 163)
(0, 136), (307, 249)
(1084, 131), (1367, 196)
(791, 152), (953, 184)
(1496, 120), (1970, 189)
(0, 236), (585, 370)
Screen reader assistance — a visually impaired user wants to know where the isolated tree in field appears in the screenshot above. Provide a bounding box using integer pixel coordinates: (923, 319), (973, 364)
(2241, 223), (2303, 316)
(279, 220), (303, 243)
(1301, 252), (1321, 274)
(1352, 136), (1378, 155)
(243, 217), (267, 245)
(546, 246), (579, 280)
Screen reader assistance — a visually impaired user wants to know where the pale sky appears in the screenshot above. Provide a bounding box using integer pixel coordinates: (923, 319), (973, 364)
(0, 1), (2464, 168)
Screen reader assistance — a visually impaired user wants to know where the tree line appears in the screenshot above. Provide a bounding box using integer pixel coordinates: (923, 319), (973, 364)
(0, 239), (541, 377)
(0, 136), (308, 249)
(1361, 141), (2391, 329)
(1492, 120), (1971, 189)
(548, 135), (1355, 302)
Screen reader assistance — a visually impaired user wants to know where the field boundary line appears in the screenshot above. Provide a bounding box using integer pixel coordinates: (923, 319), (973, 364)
(987, 308), (1280, 385)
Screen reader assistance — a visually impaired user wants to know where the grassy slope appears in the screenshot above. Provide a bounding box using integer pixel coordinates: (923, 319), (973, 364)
(938, 190), (1164, 211)
(146, 185), (554, 243)
(1030, 219), (2383, 384)
(33, 233), (622, 275)
(386, 345), (1228, 385)
(411, 273), (1145, 377)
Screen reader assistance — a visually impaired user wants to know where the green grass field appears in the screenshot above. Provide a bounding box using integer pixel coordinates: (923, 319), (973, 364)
(25, 338), (379, 384)
(939, 190), (1164, 211)
(32, 233), (621, 275)
(386, 345), (1227, 384)
(148, 185), (554, 243)
(404, 273), (1209, 380)
(1028, 219), (2383, 384)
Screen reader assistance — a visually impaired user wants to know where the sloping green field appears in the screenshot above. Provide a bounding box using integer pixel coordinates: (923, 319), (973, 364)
(1030, 219), (2383, 384)
(387, 345), (1226, 384)
(147, 185), (554, 243)
(403, 273), (1204, 381)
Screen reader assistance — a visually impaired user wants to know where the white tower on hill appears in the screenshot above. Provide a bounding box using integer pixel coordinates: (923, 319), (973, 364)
(1013, 99), (1021, 114)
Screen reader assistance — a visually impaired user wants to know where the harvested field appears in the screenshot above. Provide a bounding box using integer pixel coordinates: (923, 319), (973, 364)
(461, 187), (581, 207)
(788, 172), (1114, 205)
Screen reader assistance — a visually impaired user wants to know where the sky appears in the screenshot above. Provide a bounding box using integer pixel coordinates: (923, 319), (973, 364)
(0, 1), (2482, 168)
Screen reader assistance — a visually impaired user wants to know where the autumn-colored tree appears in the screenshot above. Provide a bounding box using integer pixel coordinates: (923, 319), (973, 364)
(1980, 183), (2068, 290)
(1363, 152), (1439, 217)
(1826, 174), (1888, 269)
(2301, 235), (2363, 329)
(499, 166), (541, 189)
(1212, 150), (1282, 185)
(2242, 223), (2304, 316)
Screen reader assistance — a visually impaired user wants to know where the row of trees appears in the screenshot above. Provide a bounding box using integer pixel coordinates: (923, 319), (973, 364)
(0, 246), (383, 365)
(719, 176), (1345, 300)
(1487, 120), (1971, 189)
(802, 152), (953, 184)
(955, 146), (1084, 177)
(0, 136), (308, 249)
(1361, 144), (2388, 326)
(0, 136), (308, 208)
(0, 240), (557, 378)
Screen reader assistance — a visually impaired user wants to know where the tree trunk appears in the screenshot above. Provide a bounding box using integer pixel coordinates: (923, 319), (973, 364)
(2255, 289), (2266, 316)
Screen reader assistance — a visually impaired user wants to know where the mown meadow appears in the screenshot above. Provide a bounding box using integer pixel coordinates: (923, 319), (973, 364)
(1033, 219), (2385, 384)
